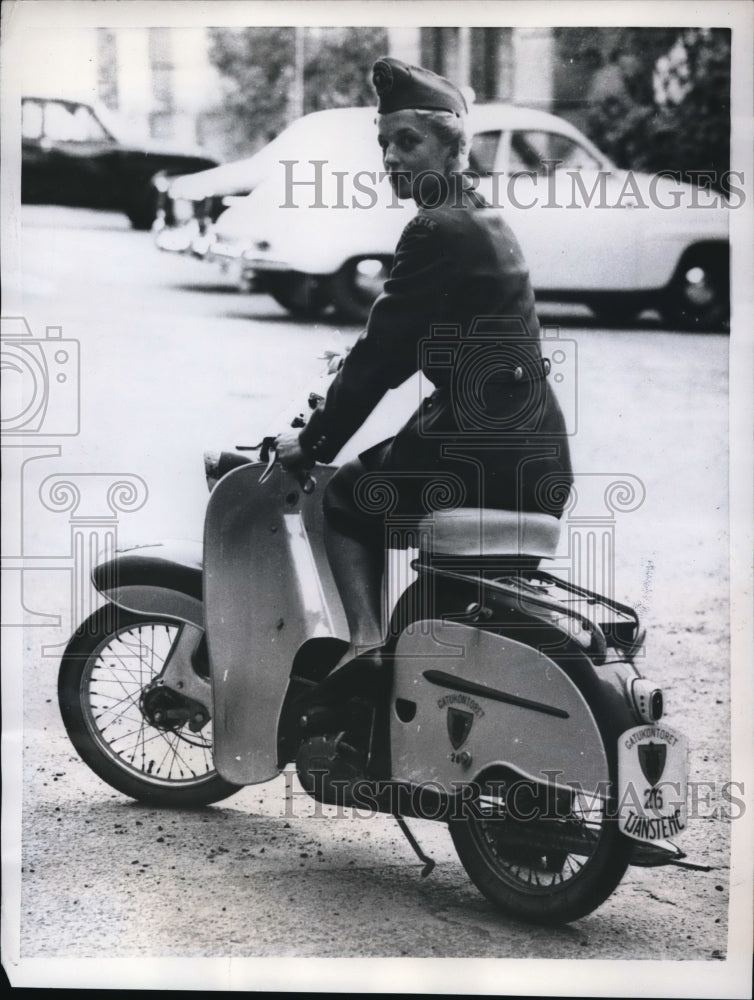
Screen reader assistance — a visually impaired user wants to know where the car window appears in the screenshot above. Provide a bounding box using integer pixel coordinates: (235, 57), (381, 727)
(469, 130), (501, 177)
(43, 101), (110, 143)
(22, 100), (43, 140)
(509, 130), (601, 175)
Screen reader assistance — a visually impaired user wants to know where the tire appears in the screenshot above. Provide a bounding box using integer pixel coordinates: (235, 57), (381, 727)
(659, 245), (730, 331)
(267, 272), (331, 319)
(449, 658), (635, 929)
(58, 606), (241, 807)
(450, 768), (632, 925)
(330, 257), (391, 324)
(126, 186), (158, 230)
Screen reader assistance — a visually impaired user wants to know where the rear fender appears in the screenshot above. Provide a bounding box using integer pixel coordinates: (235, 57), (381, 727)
(390, 621), (611, 798)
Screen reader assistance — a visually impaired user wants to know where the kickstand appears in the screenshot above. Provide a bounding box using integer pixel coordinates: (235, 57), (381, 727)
(394, 815), (436, 878)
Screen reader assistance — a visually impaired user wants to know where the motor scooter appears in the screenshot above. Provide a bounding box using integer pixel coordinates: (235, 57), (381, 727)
(58, 383), (707, 925)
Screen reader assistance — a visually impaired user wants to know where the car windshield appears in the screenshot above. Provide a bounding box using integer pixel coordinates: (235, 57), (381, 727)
(43, 101), (112, 143)
(509, 129), (603, 175)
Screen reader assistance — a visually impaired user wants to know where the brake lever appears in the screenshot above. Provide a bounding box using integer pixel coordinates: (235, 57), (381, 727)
(258, 446), (278, 484)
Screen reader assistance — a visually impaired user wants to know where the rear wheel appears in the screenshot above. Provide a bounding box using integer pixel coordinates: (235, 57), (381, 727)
(267, 272), (331, 319)
(58, 606), (240, 807)
(450, 769), (632, 925)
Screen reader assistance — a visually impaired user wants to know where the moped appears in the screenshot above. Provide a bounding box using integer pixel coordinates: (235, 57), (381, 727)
(58, 384), (705, 925)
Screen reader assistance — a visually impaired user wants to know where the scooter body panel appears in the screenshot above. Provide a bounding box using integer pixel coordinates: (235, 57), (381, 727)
(390, 621), (609, 795)
(203, 462), (347, 784)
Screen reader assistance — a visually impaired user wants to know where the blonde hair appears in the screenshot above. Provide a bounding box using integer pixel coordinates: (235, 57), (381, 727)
(376, 108), (470, 176)
(414, 109), (470, 175)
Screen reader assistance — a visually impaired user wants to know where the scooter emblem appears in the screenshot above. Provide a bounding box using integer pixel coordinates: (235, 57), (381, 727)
(638, 741), (667, 786)
(447, 708), (474, 750)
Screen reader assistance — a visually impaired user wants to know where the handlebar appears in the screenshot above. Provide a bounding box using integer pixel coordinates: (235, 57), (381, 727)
(257, 443), (316, 494)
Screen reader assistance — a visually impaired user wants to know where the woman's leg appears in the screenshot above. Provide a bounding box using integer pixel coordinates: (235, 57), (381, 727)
(324, 519), (385, 656)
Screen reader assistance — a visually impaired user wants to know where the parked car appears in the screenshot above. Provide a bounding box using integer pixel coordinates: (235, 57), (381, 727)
(159, 105), (730, 329)
(21, 95), (218, 229)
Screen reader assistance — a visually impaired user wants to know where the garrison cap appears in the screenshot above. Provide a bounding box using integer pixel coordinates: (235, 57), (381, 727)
(372, 56), (467, 117)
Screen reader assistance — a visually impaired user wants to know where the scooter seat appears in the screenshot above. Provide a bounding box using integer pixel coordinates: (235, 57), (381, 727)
(418, 508), (561, 559)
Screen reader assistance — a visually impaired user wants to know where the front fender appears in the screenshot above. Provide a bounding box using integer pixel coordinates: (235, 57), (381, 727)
(92, 539), (203, 628)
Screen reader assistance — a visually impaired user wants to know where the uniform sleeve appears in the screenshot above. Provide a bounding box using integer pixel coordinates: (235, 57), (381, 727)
(299, 216), (452, 463)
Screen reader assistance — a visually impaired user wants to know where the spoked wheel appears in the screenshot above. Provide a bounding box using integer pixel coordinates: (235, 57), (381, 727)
(450, 771), (632, 924)
(58, 606), (240, 807)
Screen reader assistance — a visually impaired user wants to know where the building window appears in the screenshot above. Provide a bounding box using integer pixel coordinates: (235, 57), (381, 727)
(149, 27), (174, 138)
(97, 29), (119, 110)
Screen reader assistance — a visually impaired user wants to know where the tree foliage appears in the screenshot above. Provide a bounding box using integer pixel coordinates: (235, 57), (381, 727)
(584, 28), (731, 191)
(208, 27), (387, 158)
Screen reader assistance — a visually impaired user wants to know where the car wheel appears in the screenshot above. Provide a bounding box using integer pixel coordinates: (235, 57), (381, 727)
(267, 272), (332, 319)
(126, 186), (159, 230)
(330, 257), (391, 325)
(659, 245), (729, 332)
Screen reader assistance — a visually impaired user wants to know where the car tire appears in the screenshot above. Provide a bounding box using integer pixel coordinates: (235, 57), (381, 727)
(267, 272), (331, 319)
(330, 258), (392, 325)
(659, 244), (729, 332)
(126, 186), (159, 230)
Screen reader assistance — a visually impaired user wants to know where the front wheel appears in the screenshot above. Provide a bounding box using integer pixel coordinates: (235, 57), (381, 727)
(449, 771), (633, 924)
(58, 606), (241, 807)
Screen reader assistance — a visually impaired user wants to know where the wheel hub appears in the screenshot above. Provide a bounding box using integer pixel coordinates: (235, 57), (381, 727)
(140, 680), (209, 733)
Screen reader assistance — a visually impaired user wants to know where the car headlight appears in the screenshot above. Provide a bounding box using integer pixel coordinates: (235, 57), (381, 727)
(628, 677), (664, 723)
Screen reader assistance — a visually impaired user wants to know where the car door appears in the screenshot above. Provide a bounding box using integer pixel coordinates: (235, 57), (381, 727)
(500, 128), (642, 293)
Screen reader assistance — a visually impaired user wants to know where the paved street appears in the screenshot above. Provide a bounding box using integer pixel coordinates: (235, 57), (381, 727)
(2, 206), (739, 989)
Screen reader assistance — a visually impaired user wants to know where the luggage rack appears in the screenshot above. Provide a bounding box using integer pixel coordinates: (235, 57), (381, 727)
(413, 557), (644, 660)
(489, 569), (645, 658)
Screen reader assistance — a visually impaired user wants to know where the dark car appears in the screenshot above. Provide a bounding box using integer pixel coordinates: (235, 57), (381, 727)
(21, 96), (218, 229)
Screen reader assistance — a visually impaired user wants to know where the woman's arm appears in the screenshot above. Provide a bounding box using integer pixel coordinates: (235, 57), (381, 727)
(298, 215), (451, 464)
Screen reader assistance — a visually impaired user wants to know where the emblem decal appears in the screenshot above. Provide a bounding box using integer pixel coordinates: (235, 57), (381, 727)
(638, 741), (667, 786)
(447, 708), (474, 750)
(618, 725), (688, 843)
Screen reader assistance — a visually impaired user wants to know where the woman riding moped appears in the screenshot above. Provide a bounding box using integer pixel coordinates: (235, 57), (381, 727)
(277, 56), (573, 676)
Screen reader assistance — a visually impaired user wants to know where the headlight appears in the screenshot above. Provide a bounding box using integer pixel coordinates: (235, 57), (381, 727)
(628, 677), (664, 722)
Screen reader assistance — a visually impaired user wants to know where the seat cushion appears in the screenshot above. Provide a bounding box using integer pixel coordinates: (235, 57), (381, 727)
(418, 508), (561, 558)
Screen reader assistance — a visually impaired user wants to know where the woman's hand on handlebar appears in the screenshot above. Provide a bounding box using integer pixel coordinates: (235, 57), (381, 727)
(276, 430), (316, 491)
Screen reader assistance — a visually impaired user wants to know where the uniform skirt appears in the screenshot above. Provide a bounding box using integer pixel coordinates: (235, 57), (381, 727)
(323, 380), (573, 552)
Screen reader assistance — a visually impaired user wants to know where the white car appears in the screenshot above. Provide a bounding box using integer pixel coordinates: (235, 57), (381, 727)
(168, 105), (731, 329)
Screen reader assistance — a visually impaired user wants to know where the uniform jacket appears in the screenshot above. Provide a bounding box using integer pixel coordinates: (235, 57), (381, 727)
(299, 185), (573, 517)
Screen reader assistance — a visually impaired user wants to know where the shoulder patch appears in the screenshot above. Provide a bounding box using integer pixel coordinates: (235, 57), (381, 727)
(405, 215), (439, 234)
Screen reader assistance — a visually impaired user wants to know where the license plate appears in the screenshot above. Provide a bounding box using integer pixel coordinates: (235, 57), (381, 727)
(617, 724), (688, 842)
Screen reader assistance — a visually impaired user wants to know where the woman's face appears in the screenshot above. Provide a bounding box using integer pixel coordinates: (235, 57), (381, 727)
(377, 110), (453, 201)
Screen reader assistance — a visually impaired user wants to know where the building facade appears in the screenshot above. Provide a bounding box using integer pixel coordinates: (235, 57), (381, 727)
(21, 24), (627, 160)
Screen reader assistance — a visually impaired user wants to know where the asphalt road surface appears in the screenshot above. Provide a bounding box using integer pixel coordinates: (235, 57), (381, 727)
(2, 206), (743, 992)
